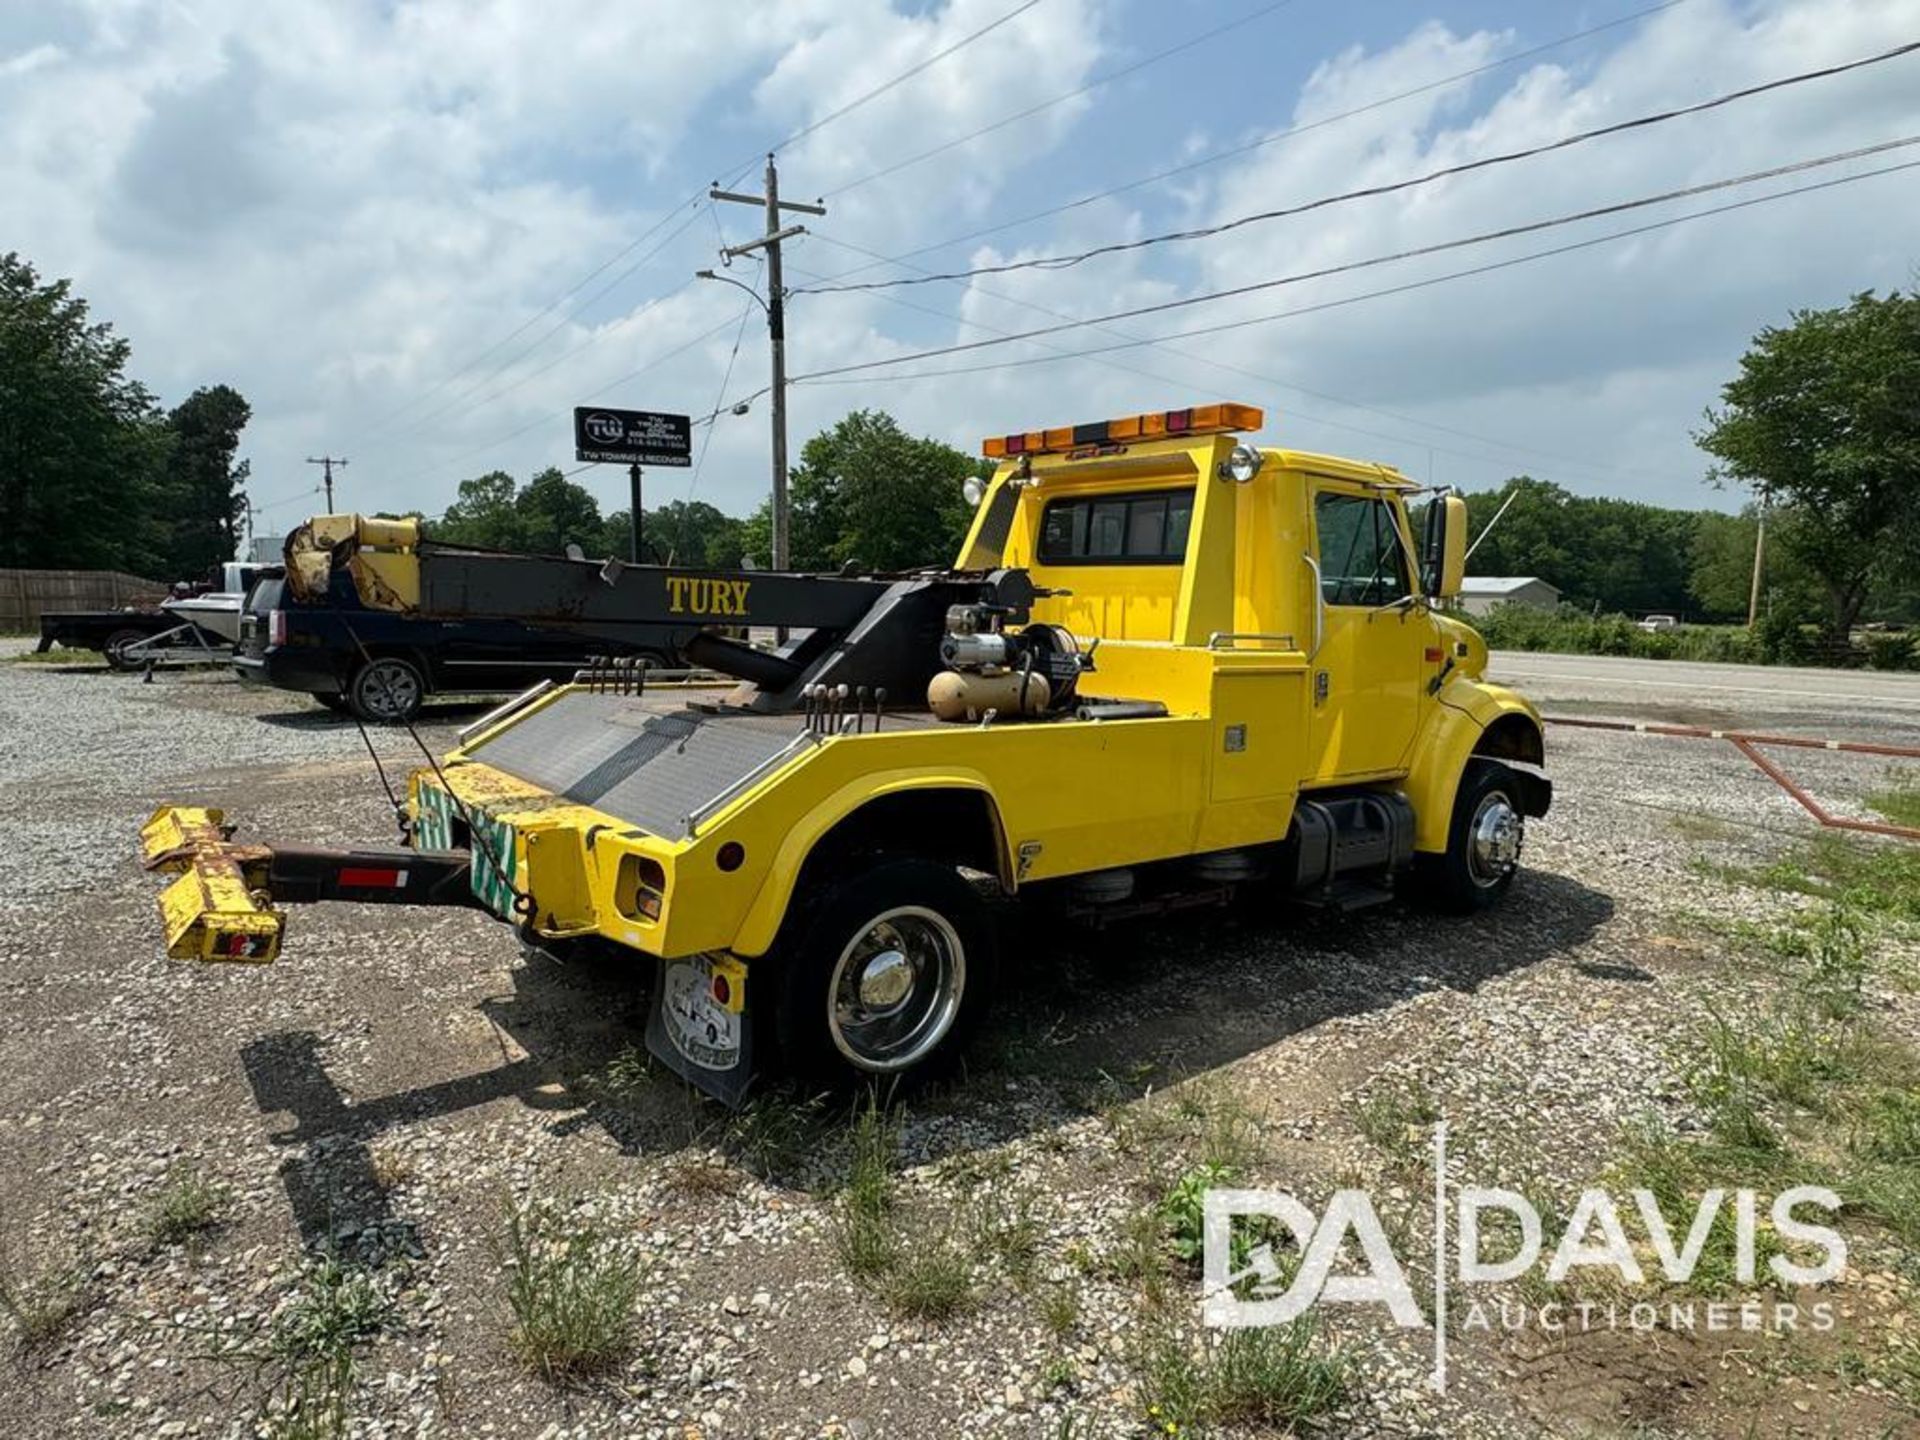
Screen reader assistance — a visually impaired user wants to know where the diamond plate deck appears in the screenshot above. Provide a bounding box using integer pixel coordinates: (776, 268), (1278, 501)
(463, 692), (810, 838)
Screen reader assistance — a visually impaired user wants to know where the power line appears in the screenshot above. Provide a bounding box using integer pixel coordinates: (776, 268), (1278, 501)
(368, 210), (708, 447)
(794, 233), (1691, 490)
(798, 38), (1920, 295)
(803, 0), (1692, 285)
(379, 310), (749, 493)
(763, 0), (1047, 161)
(791, 136), (1920, 383)
(370, 4), (1040, 449)
(795, 155), (1920, 387)
(823, 0), (1300, 200)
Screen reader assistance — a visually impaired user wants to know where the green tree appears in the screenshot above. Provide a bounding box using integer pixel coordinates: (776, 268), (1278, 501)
(0, 251), (172, 572)
(782, 410), (985, 571)
(435, 470), (522, 548)
(159, 384), (252, 578)
(1697, 290), (1920, 637)
(515, 467), (602, 554)
(623, 499), (744, 568)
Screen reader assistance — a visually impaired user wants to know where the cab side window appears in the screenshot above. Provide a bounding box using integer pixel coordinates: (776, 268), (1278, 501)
(1314, 492), (1410, 606)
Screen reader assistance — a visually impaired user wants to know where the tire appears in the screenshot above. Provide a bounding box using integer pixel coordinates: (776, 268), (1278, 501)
(348, 655), (427, 724)
(770, 857), (995, 1088)
(102, 628), (148, 671)
(314, 691), (351, 714)
(1412, 758), (1527, 914)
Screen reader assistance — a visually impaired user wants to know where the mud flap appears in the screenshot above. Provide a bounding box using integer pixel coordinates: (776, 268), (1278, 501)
(644, 952), (758, 1106)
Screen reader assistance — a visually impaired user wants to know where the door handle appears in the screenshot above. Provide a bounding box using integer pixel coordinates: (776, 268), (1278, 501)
(1303, 553), (1325, 660)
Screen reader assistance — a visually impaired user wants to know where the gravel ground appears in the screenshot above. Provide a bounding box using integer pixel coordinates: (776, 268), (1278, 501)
(0, 646), (1916, 1439)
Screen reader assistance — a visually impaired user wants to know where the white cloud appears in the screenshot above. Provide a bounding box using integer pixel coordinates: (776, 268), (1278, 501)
(1, 0), (1913, 538)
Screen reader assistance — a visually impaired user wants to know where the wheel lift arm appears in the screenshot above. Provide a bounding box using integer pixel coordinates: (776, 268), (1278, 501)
(139, 807), (479, 963)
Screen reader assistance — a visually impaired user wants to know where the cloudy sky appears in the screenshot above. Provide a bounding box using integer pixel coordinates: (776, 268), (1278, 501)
(4, 0), (1916, 535)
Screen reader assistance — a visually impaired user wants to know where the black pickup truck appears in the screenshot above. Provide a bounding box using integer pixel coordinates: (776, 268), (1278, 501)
(236, 570), (685, 722)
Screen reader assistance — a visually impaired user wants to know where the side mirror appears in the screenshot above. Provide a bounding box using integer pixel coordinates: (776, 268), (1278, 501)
(1422, 495), (1468, 599)
(1436, 495), (1467, 599)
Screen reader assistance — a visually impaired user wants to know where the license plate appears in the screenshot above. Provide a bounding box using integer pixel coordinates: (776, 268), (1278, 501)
(661, 957), (742, 1072)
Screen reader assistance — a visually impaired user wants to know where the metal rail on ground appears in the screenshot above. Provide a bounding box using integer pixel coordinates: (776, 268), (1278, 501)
(1544, 714), (1920, 842)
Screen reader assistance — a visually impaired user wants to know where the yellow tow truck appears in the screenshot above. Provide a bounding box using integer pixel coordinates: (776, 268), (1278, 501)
(142, 404), (1549, 1101)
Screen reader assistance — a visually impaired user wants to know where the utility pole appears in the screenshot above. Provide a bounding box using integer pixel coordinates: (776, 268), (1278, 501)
(709, 156), (825, 571)
(630, 464), (644, 563)
(306, 455), (348, 512)
(1747, 498), (1768, 628)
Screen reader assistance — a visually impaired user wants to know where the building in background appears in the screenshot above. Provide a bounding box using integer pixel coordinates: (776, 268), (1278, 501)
(1457, 576), (1560, 616)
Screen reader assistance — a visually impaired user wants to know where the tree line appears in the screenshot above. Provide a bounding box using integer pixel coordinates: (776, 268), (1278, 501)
(1, 253), (252, 581)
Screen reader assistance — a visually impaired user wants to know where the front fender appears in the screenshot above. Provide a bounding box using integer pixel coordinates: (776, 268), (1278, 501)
(729, 767), (1010, 958)
(1405, 679), (1545, 853)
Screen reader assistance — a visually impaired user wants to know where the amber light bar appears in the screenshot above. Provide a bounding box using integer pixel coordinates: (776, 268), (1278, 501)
(981, 403), (1263, 458)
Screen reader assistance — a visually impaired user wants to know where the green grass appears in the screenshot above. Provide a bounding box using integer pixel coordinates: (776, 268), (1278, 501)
(4, 646), (103, 665)
(498, 1201), (643, 1384)
(1040, 1282), (1081, 1339)
(261, 1257), (392, 1440)
(1160, 1162), (1235, 1266)
(831, 1097), (900, 1281)
(878, 1234), (978, 1321)
(0, 1257), (86, 1353)
(149, 1165), (224, 1248)
(1136, 1317), (1350, 1436)
(1356, 1079), (1440, 1163)
(1867, 780), (1920, 831)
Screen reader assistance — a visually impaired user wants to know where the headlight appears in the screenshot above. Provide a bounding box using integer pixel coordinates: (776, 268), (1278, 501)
(962, 475), (987, 506)
(1221, 444), (1263, 483)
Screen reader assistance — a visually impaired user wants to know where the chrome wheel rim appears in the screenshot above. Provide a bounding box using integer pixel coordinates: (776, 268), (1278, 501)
(360, 661), (420, 720)
(1468, 791), (1522, 886)
(828, 906), (965, 1072)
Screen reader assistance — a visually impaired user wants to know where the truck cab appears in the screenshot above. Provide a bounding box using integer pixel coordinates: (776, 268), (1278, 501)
(143, 405), (1548, 1102)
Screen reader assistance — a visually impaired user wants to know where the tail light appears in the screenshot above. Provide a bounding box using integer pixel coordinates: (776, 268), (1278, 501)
(268, 609), (287, 645)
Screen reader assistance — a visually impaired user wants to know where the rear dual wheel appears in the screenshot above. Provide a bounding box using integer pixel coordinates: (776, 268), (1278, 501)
(772, 857), (994, 1088)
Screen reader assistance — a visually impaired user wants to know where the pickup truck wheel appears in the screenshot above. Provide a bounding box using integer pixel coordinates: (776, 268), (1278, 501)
(102, 628), (148, 671)
(349, 656), (426, 724)
(773, 858), (994, 1087)
(1413, 759), (1525, 914)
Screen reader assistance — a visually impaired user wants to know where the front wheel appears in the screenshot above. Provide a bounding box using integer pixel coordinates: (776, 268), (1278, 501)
(348, 655), (426, 724)
(772, 857), (995, 1088)
(1412, 759), (1527, 914)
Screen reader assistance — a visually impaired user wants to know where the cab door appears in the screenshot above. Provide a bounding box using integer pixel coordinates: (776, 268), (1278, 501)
(1305, 483), (1434, 781)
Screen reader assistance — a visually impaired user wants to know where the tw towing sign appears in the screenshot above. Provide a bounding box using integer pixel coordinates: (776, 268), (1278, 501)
(572, 407), (692, 467)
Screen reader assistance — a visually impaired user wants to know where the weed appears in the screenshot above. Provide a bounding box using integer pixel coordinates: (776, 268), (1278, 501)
(1670, 813), (1735, 842)
(1854, 1089), (1920, 1165)
(1867, 785), (1920, 832)
(1356, 1079), (1440, 1162)
(1110, 1207), (1172, 1311)
(1040, 1282), (1080, 1338)
(0, 1256), (85, 1353)
(1160, 1162), (1234, 1265)
(260, 1256), (392, 1439)
(1798, 904), (1869, 1020)
(150, 1165), (224, 1248)
(1137, 1315), (1349, 1434)
(368, 1144), (415, 1191)
(831, 1098), (899, 1281)
(498, 1201), (643, 1383)
(664, 1157), (743, 1197)
(970, 1186), (1042, 1289)
(1041, 1354), (1077, 1391)
(879, 1233), (976, 1322)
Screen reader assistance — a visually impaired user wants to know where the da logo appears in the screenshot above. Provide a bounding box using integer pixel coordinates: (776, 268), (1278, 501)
(1202, 1189), (1422, 1329)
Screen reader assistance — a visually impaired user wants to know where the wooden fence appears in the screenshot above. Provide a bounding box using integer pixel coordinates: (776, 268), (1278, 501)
(0, 569), (169, 632)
